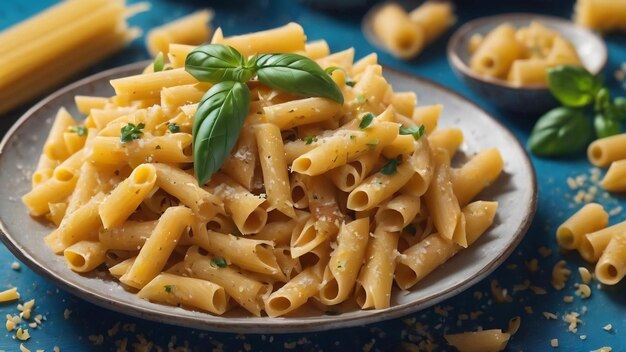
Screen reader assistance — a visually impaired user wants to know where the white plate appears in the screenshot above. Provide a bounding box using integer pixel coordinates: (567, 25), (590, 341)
(0, 61), (537, 333)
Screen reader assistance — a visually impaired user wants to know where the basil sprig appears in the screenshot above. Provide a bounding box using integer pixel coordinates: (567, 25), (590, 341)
(528, 65), (626, 157)
(186, 44), (344, 184)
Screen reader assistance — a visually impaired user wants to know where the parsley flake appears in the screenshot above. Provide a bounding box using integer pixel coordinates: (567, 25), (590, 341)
(164, 285), (173, 293)
(167, 122), (180, 133)
(153, 52), (165, 72)
(120, 122), (145, 143)
(359, 112), (374, 129)
(304, 136), (316, 145)
(210, 257), (227, 268)
(70, 125), (87, 137)
(346, 79), (356, 87)
(380, 158), (400, 175)
(356, 95), (367, 104)
(399, 124), (425, 141)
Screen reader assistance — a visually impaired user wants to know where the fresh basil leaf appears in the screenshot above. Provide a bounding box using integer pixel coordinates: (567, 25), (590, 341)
(528, 107), (592, 157)
(185, 44), (255, 83)
(153, 52), (165, 72)
(547, 66), (599, 107)
(120, 123), (145, 143)
(594, 87), (610, 113)
(346, 79), (356, 87)
(380, 158), (400, 175)
(193, 81), (250, 185)
(399, 124), (425, 140)
(594, 113), (621, 139)
(255, 53), (344, 104)
(613, 97), (626, 121)
(359, 112), (374, 129)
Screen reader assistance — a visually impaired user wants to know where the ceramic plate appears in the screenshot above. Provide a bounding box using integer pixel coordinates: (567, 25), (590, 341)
(0, 62), (537, 333)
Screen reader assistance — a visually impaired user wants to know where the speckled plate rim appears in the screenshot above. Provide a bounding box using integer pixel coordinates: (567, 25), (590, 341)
(0, 61), (537, 333)
(447, 13), (608, 90)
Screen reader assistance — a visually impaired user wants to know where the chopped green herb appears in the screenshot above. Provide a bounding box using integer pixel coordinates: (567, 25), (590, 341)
(164, 285), (173, 293)
(153, 52), (165, 72)
(70, 125), (87, 137)
(350, 134), (356, 140)
(155, 145), (162, 150)
(167, 122), (180, 133)
(380, 158), (400, 175)
(366, 139), (379, 150)
(404, 224), (417, 236)
(120, 122), (145, 143)
(356, 95), (367, 104)
(346, 79), (356, 87)
(359, 112), (374, 129)
(399, 124), (425, 141)
(211, 257), (227, 268)
(305, 136), (316, 145)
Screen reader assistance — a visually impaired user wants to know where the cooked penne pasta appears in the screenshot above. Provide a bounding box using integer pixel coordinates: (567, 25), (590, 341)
(372, 3), (424, 59)
(26, 23), (504, 318)
(146, 10), (213, 56)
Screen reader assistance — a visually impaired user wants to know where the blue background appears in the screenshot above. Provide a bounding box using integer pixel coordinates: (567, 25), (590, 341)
(1, 0), (626, 351)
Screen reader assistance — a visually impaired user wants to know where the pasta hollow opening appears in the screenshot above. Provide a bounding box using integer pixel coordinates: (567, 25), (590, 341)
(243, 210), (266, 232)
(395, 262), (418, 290)
(350, 191), (370, 210)
(589, 145), (603, 163)
(320, 278), (339, 301)
(291, 185), (306, 205)
(268, 296), (292, 312)
(377, 209), (404, 231)
(556, 228), (575, 248)
(133, 166), (155, 184)
(64, 251), (87, 269)
(213, 289), (227, 312)
(292, 158), (312, 173)
(182, 144), (193, 157)
(54, 168), (74, 182)
(480, 56), (496, 69)
(293, 225), (316, 247)
(599, 263), (619, 282)
(345, 172), (357, 188)
(355, 285), (367, 307)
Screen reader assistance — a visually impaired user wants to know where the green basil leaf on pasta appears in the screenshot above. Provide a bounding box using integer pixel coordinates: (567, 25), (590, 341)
(153, 52), (165, 72)
(185, 44), (255, 83)
(255, 53), (344, 104)
(528, 107), (591, 157)
(193, 81), (250, 185)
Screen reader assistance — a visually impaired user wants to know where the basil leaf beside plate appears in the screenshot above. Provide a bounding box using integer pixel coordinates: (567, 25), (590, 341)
(547, 66), (599, 108)
(185, 44), (256, 83)
(255, 53), (344, 104)
(193, 81), (250, 185)
(594, 113), (621, 139)
(528, 107), (592, 157)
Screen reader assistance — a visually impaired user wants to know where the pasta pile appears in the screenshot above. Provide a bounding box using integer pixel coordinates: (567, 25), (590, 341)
(575, 0), (626, 32)
(372, 1), (455, 59)
(557, 133), (626, 285)
(22, 23), (504, 318)
(0, 0), (145, 115)
(469, 22), (582, 86)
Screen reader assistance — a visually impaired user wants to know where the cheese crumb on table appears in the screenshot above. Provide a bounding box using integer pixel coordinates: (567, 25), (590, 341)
(63, 309), (72, 319)
(578, 267), (592, 284)
(11, 262), (20, 271)
(16, 327), (30, 341)
(603, 324), (613, 332)
(551, 338), (559, 348)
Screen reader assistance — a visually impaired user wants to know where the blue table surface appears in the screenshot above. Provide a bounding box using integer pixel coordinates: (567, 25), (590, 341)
(1, 0), (626, 351)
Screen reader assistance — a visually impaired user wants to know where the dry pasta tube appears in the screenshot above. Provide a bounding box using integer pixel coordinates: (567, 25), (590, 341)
(575, 0), (626, 32)
(138, 273), (228, 315)
(146, 9), (213, 56)
(0, 288), (20, 302)
(587, 133), (626, 167)
(212, 22), (305, 57)
(451, 148), (504, 207)
(596, 232), (626, 285)
(444, 329), (510, 352)
(579, 220), (626, 262)
(408, 1), (455, 44)
(63, 241), (106, 273)
(600, 159), (626, 191)
(556, 203), (608, 250)
(469, 24), (523, 79)
(507, 59), (550, 86)
(395, 201), (497, 290)
(372, 3), (424, 59)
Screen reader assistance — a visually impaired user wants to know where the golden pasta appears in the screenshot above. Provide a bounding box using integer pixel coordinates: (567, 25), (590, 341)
(25, 23), (504, 318)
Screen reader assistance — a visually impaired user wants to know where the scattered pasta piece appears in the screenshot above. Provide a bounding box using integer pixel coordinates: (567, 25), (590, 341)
(575, 283), (591, 299)
(551, 260), (571, 290)
(525, 259), (539, 273)
(603, 323), (613, 332)
(16, 327), (30, 341)
(563, 296), (574, 303)
(578, 267), (592, 284)
(445, 329), (510, 352)
(563, 312), (582, 333)
(0, 288), (20, 302)
(490, 280), (512, 303)
(551, 338), (559, 348)
(507, 316), (521, 335)
(575, 0), (626, 32)
(543, 312), (558, 320)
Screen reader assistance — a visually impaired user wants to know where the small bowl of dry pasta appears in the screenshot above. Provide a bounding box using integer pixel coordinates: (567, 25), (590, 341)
(447, 13), (607, 113)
